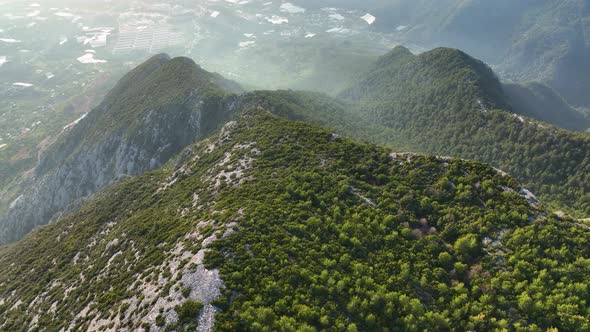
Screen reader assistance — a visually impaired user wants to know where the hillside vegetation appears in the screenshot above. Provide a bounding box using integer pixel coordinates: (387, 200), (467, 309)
(1, 110), (589, 331)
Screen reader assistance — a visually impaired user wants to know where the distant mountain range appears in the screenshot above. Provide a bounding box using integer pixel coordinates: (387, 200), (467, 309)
(295, 0), (590, 110)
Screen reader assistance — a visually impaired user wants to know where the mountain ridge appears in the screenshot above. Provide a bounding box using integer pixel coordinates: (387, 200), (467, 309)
(1, 109), (589, 331)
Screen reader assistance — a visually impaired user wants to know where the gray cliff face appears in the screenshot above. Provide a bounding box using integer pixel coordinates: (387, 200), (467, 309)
(0, 59), (239, 244)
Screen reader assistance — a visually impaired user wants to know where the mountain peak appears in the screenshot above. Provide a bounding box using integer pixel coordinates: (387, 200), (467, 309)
(421, 47), (494, 74)
(104, 53), (171, 101)
(427, 46), (467, 56)
(386, 45), (414, 58)
(59, 55), (235, 148)
(375, 45), (415, 68)
(342, 44), (509, 111)
(142, 53), (172, 67)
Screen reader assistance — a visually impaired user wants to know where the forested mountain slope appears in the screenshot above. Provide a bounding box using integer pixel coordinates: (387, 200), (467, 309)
(0, 54), (240, 245)
(1, 110), (589, 331)
(340, 46), (590, 216)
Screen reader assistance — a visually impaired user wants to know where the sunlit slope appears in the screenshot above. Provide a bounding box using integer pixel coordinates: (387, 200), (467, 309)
(1, 110), (589, 331)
